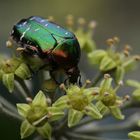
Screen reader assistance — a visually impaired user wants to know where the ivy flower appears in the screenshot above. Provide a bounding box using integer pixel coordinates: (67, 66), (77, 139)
(88, 37), (140, 83)
(95, 74), (126, 120)
(0, 56), (31, 92)
(53, 81), (102, 127)
(17, 91), (64, 139)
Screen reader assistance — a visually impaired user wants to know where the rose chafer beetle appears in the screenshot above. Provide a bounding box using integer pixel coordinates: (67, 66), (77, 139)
(11, 16), (81, 85)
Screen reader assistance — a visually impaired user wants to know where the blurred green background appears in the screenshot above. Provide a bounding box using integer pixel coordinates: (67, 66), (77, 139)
(0, 0), (140, 139)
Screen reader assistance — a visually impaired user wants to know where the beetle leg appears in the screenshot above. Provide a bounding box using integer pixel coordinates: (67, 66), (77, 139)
(19, 44), (40, 56)
(65, 66), (82, 86)
(49, 70), (60, 85)
(63, 76), (71, 86)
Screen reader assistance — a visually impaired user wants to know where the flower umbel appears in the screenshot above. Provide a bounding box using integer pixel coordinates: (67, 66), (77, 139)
(95, 74), (126, 120)
(17, 91), (64, 139)
(0, 56), (31, 92)
(88, 37), (140, 83)
(53, 82), (102, 127)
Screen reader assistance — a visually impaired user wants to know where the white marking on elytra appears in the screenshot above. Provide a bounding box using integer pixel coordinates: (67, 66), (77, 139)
(23, 21), (27, 25)
(45, 24), (48, 27)
(18, 24), (23, 27)
(11, 30), (14, 34)
(65, 32), (68, 35)
(20, 26), (31, 41)
(57, 26), (60, 28)
(30, 17), (35, 20)
(34, 28), (40, 31)
(41, 20), (45, 23)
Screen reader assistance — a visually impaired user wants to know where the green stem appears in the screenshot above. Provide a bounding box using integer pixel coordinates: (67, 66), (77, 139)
(65, 132), (122, 140)
(91, 72), (104, 87)
(33, 135), (45, 140)
(0, 95), (17, 113)
(53, 114), (68, 139)
(74, 113), (140, 134)
(2, 108), (22, 121)
(15, 76), (33, 98)
(69, 116), (94, 130)
(56, 117), (68, 131)
(14, 81), (28, 99)
(0, 103), (22, 121)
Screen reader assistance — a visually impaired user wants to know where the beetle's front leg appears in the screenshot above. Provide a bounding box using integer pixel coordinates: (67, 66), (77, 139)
(49, 67), (69, 85)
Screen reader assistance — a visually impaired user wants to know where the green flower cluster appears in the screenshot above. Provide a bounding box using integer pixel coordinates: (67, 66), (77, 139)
(95, 74), (126, 120)
(16, 74), (127, 139)
(17, 91), (64, 139)
(0, 56), (31, 92)
(88, 37), (140, 83)
(53, 81), (102, 127)
(53, 74), (126, 127)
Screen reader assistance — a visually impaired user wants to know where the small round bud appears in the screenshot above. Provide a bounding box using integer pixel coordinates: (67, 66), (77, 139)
(123, 50), (130, 57)
(26, 97), (32, 103)
(113, 36), (120, 44)
(118, 80), (124, 86)
(48, 16), (54, 22)
(66, 15), (73, 21)
(106, 38), (114, 46)
(66, 20), (73, 26)
(59, 83), (66, 90)
(66, 15), (74, 26)
(86, 79), (91, 84)
(92, 91), (99, 96)
(124, 44), (132, 51)
(78, 17), (86, 26)
(124, 95), (130, 101)
(88, 20), (97, 29)
(134, 55), (140, 61)
(104, 74), (111, 79)
(6, 40), (13, 48)
(82, 80), (91, 88)
(104, 92), (109, 96)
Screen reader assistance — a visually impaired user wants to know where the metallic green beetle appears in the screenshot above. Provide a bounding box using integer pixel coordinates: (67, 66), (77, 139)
(11, 16), (81, 85)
